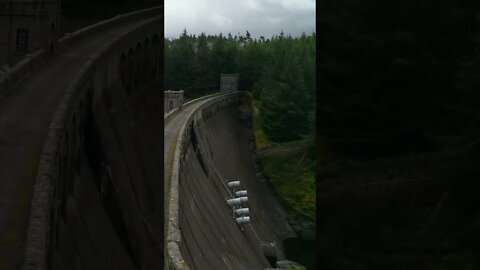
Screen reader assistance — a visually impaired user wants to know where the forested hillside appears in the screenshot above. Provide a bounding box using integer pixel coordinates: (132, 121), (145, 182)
(165, 31), (317, 220)
(319, 0), (480, 269)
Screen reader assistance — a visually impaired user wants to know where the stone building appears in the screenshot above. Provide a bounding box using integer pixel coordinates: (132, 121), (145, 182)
(164, 90), (184, 114)
(0, 0), (61, 67)
(220, 73), (239, 92)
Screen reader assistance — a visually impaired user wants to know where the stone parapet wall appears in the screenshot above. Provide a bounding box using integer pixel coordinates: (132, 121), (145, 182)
(164, 92), (227, 123)
(56, 6), (161, 52)
(0, 49), (47, 98)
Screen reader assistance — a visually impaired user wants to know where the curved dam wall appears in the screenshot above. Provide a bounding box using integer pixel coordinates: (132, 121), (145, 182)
(168, 93), (280, 269)
(24, 8), (163, 270)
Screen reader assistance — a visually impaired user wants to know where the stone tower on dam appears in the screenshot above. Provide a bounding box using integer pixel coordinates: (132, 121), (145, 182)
(0, 0), (61, 66)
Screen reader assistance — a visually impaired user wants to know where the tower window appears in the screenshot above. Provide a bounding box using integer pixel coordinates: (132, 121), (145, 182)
(16, 28), (29, 53)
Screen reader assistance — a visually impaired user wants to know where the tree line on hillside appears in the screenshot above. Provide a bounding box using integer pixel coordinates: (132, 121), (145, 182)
(165, 30), (316, 143)
(319, 0), (480, 158)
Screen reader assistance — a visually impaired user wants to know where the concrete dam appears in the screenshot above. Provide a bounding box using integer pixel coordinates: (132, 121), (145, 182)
(165, 92), (296, 269)
(0, 7), (163, 269)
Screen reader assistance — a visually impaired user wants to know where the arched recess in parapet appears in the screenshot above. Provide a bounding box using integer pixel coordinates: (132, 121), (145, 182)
(118, 35), (160, 96)
(143, 38), (150, 83)
(151, 35), (160, 81)
(134, 43), (142, 90)
(126, 48), (134, 94)
(119, 53), (127, 91)
(158, 33), (163, 79)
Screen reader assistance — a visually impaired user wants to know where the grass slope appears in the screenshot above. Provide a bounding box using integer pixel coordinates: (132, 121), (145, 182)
(253, 101), (316, 220)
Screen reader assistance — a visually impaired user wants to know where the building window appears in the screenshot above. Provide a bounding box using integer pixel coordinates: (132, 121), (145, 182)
(16, 28), (29, 53)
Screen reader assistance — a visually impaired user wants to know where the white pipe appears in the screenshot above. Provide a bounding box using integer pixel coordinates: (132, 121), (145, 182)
(234, 208), (249, 216)
(226, 196), (248, 206)
(227, 181), (240, 188)
(236, 216), (250, 225)
(235, 190), (248, 197)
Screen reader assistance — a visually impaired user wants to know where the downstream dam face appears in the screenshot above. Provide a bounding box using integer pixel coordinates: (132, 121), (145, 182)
(167, 93), (281, 270)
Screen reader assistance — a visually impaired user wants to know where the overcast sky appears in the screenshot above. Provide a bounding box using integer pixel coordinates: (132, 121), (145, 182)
(165, 0), (315, 39)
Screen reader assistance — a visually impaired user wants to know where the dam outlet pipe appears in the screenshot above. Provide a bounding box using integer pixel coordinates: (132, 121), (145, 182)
(236, 216), (251, 225)
(235, 190), (248, 197)
(227, 180), (241, 188)
(226, 196), (248, 207)
(234, 208), (250, 216)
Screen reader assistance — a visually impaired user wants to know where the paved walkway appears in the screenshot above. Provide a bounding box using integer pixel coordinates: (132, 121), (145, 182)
(0, 18), (153, 269)
(164, 99), (213, 187)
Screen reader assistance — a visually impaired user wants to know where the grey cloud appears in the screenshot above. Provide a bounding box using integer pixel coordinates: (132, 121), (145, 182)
(165, 0), (315, 38)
